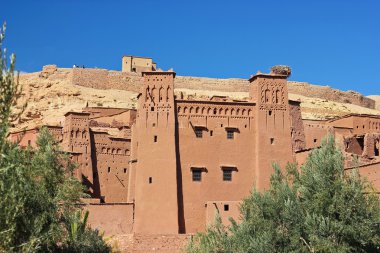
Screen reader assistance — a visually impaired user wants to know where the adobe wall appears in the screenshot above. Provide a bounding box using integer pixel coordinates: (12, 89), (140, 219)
(176, 100), (256, 233)
(71, 68), (142, 92)
(91, 131), (131, 202)
(70, 68), (375, 109)
(345, 162), (380, 193)
(205, 201), (241, 227)
(287, 82), (375, 109)
(84, 203), (134, 235)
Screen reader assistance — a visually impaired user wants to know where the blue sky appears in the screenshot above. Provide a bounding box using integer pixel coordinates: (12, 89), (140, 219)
(1, 0), (379, 95)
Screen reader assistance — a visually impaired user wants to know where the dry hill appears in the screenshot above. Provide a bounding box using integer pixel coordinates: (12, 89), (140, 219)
(12, 66), (380, 131)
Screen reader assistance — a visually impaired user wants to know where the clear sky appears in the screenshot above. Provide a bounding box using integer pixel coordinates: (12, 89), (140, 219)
(1, 0), (379, 95)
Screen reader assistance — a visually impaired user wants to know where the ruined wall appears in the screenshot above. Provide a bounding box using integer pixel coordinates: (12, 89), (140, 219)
(70, 68), (375, 109)
(287, 82), (375, 109)
(289, 101), (306, 152)
(71, 68), (142, 92)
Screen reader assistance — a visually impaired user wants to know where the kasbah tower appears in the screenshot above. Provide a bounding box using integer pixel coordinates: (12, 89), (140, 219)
(10, 56), (380, 251)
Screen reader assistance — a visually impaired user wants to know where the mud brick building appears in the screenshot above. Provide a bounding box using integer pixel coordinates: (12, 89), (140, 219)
(10, 65), (380, 250)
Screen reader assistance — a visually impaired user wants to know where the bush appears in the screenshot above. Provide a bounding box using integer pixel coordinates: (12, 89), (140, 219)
(187, 135), (380, 253)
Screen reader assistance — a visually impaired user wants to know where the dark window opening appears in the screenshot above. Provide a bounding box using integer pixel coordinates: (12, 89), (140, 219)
(27, 140), (31, 146)
(223, 169), (232, 181)
(221, 124), (223, 127)
(192, 169), (202, 182)
(227, 130), (234, 139)
(210, 130), (213, 136)
(195, 128), (203, 138)
(108, 167), (111, 173)
(132, 67), (136, 72)
(154, 135), (158, 142)
(375, 143), (379, 156)
(314, 139), (317, 143)
(363, 125), (365, 129)
(124, 168), (127, 173)
(149, 177), (152, 184)
(224, 204), (229, 211)
(357, 136), (365, 152)
(151, 107), (154, 111)
(269, 110), (272, 116)
(270, 138), (274, 145)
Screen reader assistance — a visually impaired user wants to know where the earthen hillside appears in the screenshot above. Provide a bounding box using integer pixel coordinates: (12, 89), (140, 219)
(368, 95), (380, 110)
(13, 65), (380, 131)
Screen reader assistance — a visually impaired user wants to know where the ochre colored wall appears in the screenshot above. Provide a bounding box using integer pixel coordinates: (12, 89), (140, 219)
(133, 72), (179, 234)
(84, 203), (134, 235)
(176, 101), (255, 233)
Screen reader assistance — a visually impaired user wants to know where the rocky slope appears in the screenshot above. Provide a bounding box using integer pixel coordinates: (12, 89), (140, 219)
(368, 95), (380, 110)
(12, 67), (379, 131)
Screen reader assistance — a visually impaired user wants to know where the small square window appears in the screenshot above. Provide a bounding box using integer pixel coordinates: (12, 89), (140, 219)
(124, 168), (127, 173)
(154, 135), (158, 142)
(314, 139), (317, 143)
(192, 169), (202, 181)
(223, 169), (232, 181)
(270, 138), (274, 145)
(151, 107), (154, 111)
(224, 204), (229, 211)
(210, 130), (213, 136)
(227, 130), (234, 139)
(195, 128), (203, 138)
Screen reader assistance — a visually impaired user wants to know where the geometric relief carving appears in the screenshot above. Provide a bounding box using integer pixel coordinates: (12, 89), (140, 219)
(176, 103), (254, 117)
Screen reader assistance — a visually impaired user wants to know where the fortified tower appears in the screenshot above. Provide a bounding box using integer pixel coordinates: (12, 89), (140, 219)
(249, 73), (294, 190)
(62, 112), (94, 194)
(133, 71), (179, 234)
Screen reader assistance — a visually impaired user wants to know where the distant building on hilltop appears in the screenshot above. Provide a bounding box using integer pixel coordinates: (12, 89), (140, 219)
(122, 55), (157, 73)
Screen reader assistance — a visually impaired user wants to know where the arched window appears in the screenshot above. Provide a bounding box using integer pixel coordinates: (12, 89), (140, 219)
(166, 86), (171, 102)
(276, 90), (281, 104)
(146, 87), (150, 102)
(151, 87), (156, 102)
(159, 87), (164, 102)
(265, 89), (270, 103)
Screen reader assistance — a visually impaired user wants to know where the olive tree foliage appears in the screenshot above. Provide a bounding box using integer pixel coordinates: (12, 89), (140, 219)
(186, 136), (380, 253)
(0, 23), (110, 252)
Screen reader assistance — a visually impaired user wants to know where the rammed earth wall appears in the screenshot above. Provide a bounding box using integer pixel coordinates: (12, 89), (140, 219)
(70, 68), (375, 109)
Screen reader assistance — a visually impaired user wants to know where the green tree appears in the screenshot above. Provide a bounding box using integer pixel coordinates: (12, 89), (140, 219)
(187, 136), (380, 253)
(0, 23), (110, 252)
